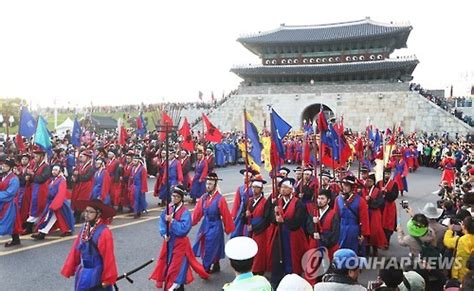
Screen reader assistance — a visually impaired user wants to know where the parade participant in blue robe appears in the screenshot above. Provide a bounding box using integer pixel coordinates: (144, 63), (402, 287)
(222, 141), (230, 165)
(159, 150), (183, 204)
(215, 143), (225, 167)
(33, 164), (75, 240)
(230, 169), (256, 238)
(192, 173), (235, 273)
(0, 158), (21, 247)
(189, 150), (208, 203)
(62, 199), (118, 291)
(128, 155), (148, 218)
(149, 185), (209, 290)
(228, 142), (237, 164)
(333, 176), (370, 255)
(90, 158), (111, 205)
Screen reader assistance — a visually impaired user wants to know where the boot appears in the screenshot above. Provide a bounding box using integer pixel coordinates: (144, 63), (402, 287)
(4, 234), (21, 247)
(176, 285), (184, 291)
(210, 262), (220, 273)
(117, 205), (123, 213)
(365, 246), (371, 257)
(372, 247), (379, 257)
(31, 232), (46, 240)
(23, 222), (34, 235)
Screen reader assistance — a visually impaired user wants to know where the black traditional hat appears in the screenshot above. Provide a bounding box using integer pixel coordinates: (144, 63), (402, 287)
(172, 184), (188, 198)
(206, 172), (222, 181)
(75, 199), (116, 219)
(341, 175), (357, 185)
(278, 177), (296, 188)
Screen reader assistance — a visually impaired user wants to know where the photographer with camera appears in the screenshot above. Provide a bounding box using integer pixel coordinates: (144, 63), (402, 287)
(443, 216), (474, 281)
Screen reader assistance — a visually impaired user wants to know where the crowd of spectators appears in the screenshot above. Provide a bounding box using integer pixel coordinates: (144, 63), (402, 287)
(409, 83), (474, 126)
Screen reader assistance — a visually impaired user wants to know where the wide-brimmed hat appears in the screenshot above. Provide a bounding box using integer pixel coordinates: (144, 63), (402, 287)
(341, 175), (357, 185)
(206, 172), (222, 181)
(419, 202), (443, 219)
(239, 168), (258, 176)
(172, 184), (188, 198)
(279, 167), (291, 176)
(251, 177), (267, 188)
(279, 177), (296, 188)
(32, 145), (45, 154)
(75, 199), (116, 219)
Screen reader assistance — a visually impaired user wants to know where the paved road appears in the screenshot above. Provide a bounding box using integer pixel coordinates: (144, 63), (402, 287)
(0, 165), (443, 290)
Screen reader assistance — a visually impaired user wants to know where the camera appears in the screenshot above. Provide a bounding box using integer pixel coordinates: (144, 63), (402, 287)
(400, 200), (409, 209)
(451, 218), (462, 232)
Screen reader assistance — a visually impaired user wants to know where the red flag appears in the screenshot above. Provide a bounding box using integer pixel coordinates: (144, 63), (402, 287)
(355, 137), (364, 160)
(202, 113), (222, 143)
(15, 133), (26, 152)
(317, 111), (328, 132)
(179, 117), (194, 152)
(159, 112), (174, 141)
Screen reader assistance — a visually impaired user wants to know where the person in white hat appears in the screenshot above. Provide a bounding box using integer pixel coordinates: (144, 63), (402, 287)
(223, 236), (271, 291)
(419, 202), (446, 248)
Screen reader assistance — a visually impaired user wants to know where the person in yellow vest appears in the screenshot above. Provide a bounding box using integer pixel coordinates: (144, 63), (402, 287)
(223, 236), (271, 291)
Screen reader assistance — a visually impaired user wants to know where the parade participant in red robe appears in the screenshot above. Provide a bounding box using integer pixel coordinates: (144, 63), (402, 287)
(192, 173), (235, 273)
(149, 185), (209, 290)
(15, 153), (35, 228)
(245, 178), (270, 275)
(153, 150), (166, 199)
(61, 199), (118, 291)
(180, 150), (192, 191)
(71, 150), (94, 222)
(24, 147), (51, 234)
(106, 150), (121, 206)
(295, 167), (319, 213)
(381, 167), (399, 248)
(364, 173), (387, 256)
(32, 164), (74, 240)
(307, 189), (340, 258)
(267, 177), (308, 288)
(305, 189), (340, 284)
(205, 147), (215, 173)
(440, 151), (456, 187)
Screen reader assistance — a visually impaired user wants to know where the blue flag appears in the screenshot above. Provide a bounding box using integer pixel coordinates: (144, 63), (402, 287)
(34, 116), (52, 155)
(19, 107), (37, 138)
(245, 112), (262, 164)
(270, 108), (292, 157)
(71, 117), (82, 147)
(329, 124), (341, 162)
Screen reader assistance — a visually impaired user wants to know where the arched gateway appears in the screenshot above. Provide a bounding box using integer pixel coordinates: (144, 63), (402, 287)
(301, 104), (335, 127)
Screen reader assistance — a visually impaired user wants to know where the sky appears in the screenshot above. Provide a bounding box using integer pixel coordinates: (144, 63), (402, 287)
(0, 0), (472, 108)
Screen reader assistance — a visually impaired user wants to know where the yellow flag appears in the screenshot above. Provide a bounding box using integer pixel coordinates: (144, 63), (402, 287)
(261, 136), (272, 172)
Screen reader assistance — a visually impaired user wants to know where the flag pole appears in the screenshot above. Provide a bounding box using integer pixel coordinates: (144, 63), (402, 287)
(243, 108), (251, 230)
(269, 108), (283, 265)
